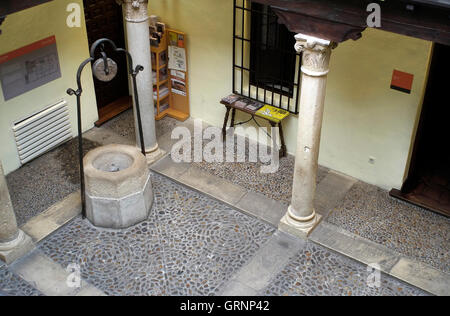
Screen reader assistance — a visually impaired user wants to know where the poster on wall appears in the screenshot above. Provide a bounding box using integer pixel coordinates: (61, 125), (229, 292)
(168, 46), (186, 72)
(0, 0), (53, 16)
(0, 36), (61, 101)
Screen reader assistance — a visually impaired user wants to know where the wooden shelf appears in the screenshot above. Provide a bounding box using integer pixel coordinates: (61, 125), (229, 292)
(156, 108), (189, 122)
(153, 78), (169, 86)
(153, 93), (169, 102)
(151, 28), (190, 122)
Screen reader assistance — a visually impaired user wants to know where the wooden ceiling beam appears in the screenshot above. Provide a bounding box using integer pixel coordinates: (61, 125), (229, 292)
(252, 0), (450, 45)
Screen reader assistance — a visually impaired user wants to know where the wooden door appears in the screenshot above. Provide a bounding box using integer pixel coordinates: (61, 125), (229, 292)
(83, 0), (130, 124)
(391, 44), (450, 217)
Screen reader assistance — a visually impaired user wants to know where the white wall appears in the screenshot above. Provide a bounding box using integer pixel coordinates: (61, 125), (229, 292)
(0, 0), (98, 174)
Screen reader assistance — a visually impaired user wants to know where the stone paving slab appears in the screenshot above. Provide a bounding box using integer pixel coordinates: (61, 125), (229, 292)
(178, 166), (248, 207)
(310, 222), (401, 273)
(10, 250), (104, 296)
(21, 191), (81, 243)
(314, 171), (358, 218)
(38, 173), (275, 296)
(235, 191), (287, 227)
(151, 155), (191, 180)
(390, 258), (450, 296)
(260, 242), (430, 296)
(221, 231), (305, 295)
(0, 263), (43, 296)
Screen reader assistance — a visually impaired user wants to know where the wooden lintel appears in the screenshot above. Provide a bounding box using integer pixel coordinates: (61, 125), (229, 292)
(252, 0), (450, 45)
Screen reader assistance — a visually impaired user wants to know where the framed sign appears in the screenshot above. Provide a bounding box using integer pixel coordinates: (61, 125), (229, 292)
(0, 36), (61, 101)
(0, 0), (53, 16)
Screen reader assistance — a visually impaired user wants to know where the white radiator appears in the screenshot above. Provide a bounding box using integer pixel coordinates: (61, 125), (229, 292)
(13, 100), (72, 165)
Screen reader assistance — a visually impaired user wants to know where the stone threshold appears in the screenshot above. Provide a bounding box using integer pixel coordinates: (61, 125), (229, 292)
(21, 191), (82, 244)
(10, 249), (105, 296)
(150, 154), (450, 296)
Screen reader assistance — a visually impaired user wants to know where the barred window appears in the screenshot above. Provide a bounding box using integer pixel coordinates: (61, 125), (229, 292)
(233, 0), (301, 114)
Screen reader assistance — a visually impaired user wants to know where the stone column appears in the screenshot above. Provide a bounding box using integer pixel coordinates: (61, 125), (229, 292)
(279, 34), (336, 238)
(0, 162), (34, 264)
(117, 0), (164, 164)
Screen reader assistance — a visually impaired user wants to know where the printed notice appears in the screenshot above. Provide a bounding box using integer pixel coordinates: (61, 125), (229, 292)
(171, 78), (187, 96)
(168, 46), (186, 72)
(170, 69), (185, 80)
(0, 36), (61, 101)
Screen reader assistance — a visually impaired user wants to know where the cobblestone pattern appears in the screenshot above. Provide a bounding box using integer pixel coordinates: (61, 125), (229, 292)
(261, 242), (429, 296)
(39, 173), (275, 296)
(6, 138), (100, 226)
(327, 181), (450, 274)
(191, 136), (329, 205)
(0, 264), (43, 296)
(102, 109), (180, 141)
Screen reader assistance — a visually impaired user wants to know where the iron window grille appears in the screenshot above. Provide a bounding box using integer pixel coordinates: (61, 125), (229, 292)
(233, 0), (302, 114)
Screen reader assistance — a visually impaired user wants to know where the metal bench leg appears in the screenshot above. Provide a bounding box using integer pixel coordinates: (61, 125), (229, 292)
(230, 108), (237, 129)
(278, 122), (287, 158)
(222, 106), (231, 141)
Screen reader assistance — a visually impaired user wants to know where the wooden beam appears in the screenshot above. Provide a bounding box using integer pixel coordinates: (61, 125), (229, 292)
(252, 0), (450, 45)
(0, 0), (52, 16)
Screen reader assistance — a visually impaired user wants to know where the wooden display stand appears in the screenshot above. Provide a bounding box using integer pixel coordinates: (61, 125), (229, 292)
(151, 29), (190, 122)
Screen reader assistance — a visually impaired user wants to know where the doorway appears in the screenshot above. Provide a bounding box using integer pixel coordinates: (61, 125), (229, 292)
(390, 43), (450, 217)
(83, 0), (131, 126)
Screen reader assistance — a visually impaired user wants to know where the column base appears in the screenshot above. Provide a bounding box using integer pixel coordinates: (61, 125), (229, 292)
(0, 230), (35, 264)
(278, 207), (322, 239)
(145, 146), (166, 165)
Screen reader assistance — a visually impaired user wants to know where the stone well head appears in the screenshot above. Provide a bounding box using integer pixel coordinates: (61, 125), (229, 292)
(84, 144), (153, 229)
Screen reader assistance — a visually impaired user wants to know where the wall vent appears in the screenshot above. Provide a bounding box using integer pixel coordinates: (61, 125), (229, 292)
(13, 100), (72, 165)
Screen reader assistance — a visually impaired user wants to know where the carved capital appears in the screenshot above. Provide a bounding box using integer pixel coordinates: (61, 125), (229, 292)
(116, 0), (149, 23)
(294, 34), (337, 77)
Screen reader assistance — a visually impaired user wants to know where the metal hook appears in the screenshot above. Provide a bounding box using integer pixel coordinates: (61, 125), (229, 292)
(100, 51), (110, 76)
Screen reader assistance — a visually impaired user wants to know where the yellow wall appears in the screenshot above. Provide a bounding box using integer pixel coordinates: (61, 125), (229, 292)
(150, 0), (431, 190)
(0, 0), (98, 174)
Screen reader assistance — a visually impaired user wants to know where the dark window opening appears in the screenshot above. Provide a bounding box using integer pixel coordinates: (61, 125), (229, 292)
(233, 0), (301, 114)
(249, 3), (296, 98)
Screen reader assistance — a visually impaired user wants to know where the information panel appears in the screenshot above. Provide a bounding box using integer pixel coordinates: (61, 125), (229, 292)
(0, 36), (61, 101)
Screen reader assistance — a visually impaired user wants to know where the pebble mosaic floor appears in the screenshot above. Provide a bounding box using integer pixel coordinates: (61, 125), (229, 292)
(260, 242), (429, 296)
(38, 173), (275, 296)
(327, 181), (450, 274)
(3, 111), (447, 296)
(102, 108), (180, 141)
(0, 264), (43, 296)
(6, 138), (101, 226)
(194, 149), (329, 206)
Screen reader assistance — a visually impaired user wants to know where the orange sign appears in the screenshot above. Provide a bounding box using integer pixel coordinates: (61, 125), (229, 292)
(0, 36), (56, 64)
(391, 70), (414, 94)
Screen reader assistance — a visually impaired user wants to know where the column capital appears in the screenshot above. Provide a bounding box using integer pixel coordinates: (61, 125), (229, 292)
(116, 0), (149, 23)
(294, 33), (337, 77)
